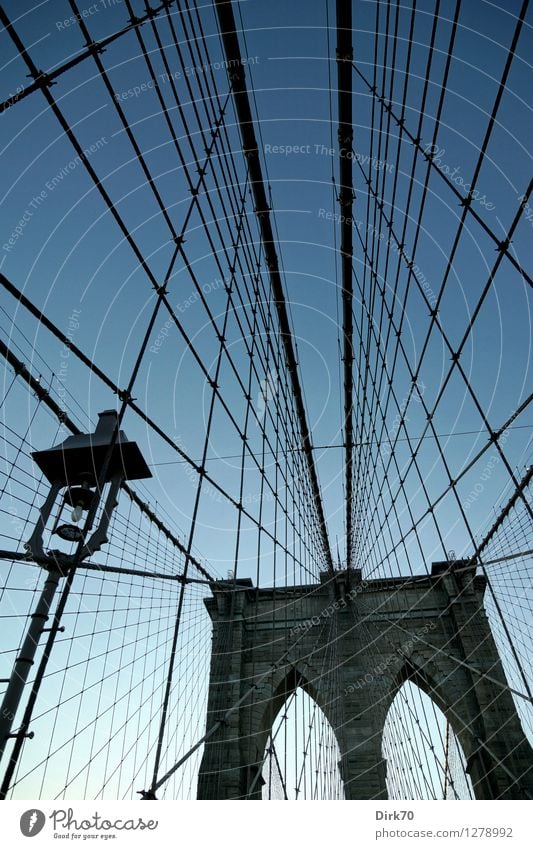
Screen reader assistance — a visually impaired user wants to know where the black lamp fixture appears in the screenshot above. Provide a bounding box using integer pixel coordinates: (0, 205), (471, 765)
(0, 411), (152, 767)
(26, 410), (151, 563)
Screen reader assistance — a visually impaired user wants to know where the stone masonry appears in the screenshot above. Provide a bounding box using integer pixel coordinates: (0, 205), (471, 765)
(197, 561), (533, 799)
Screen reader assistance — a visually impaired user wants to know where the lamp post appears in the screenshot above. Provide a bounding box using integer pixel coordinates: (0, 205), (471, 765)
(0, 410), (151, 765)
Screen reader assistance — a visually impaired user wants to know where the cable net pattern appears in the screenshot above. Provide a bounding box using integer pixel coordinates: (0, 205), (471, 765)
(0, 0), (531, 800)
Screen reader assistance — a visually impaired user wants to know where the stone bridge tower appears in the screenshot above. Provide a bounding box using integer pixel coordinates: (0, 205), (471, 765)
(197, 561), (533, 799)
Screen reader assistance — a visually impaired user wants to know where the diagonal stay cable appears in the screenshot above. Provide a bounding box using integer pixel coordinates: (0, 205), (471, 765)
(350, 60), (533, 290)
(0, 232), (182, 797)
(349, 0), (446, 569)
(472, 465), (533, 566)
(2, 2), (335, 581)
(0, 1), (178, 114)
(213, 0), (334, 573)
(0, 276), (323, 578)
(144, 582), (339, 797)
(3, 0), (328, 575)
(348, 0), (531, 573)
(348, 182), (533, 573)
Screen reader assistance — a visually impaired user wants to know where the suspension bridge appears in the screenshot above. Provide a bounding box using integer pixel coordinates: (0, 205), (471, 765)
(0, 0), (532, 801)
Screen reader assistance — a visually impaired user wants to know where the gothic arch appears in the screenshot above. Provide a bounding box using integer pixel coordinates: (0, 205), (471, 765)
(260, 674), (344, 799)
(197, 570), (533, 799)
(244, 665), (342, 799)
(259, 665), (338, 752)
(379, 642), (531, 800)
(383, 658), (474, 798)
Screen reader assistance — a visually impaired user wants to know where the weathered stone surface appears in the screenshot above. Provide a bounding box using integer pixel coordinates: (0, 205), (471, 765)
(197, 565), (533, 799)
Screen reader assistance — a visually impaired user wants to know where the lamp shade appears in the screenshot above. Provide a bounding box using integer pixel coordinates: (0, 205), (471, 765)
(32, 410), (152, 486)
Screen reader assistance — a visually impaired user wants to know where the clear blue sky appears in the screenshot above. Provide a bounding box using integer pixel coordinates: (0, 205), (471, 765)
(1, 0), (531, 580)
(0, 0), (531, 800)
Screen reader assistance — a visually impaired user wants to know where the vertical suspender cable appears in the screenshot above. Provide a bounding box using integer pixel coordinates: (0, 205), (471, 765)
(213, 0), (334, 574)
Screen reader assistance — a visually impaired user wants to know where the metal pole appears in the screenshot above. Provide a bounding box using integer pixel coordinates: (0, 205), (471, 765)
(0, 568), (62, 765)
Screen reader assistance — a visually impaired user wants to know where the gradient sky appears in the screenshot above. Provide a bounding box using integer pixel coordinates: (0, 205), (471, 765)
(1, 0), (531, 581)
(0, 0), (531, 800)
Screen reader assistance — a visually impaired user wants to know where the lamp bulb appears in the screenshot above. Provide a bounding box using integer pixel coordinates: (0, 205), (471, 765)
(71, 504), (84, 523)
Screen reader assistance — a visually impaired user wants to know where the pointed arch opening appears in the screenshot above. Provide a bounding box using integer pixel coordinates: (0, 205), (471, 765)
(383, 679), (474, 799)
(261, 684), (345, 800)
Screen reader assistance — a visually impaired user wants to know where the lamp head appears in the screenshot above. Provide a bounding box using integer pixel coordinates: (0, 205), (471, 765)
(32, 410), (152, 487)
